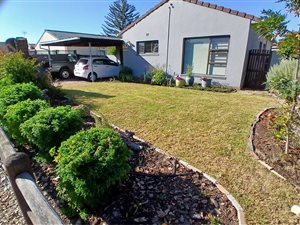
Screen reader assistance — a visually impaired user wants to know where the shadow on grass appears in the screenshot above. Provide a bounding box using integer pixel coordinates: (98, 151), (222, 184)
(63, 89), (115, 99)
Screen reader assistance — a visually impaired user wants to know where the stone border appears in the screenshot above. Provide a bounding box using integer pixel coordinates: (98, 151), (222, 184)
(0, 127), (63, 225)
(248, 107), (299, 189)
(108, 122), (247, 225)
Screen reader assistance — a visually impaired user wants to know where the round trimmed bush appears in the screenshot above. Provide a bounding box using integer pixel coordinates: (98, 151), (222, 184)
(3, 99), (49, 145)
(0, 83), (43, 122)
(56, 128), (132, 217)
(151, 68), (166, 85)
(20, 106), (83, 160)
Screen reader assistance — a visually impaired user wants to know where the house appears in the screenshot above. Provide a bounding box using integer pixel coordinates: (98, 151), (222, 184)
(120, 0), (272, 88)
(35, 30), (108, 56)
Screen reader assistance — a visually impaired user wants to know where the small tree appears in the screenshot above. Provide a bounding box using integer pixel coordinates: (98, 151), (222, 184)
(255, 0), (300, 154)
(252, 10), (288, 41)
(102, 0), (140, 36)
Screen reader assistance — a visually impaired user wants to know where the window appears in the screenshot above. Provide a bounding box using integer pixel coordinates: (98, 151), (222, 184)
(77, 59), (88, 65)
(137, 40), (159, 54)
(93, 59), (105, 65)
(183, 36), (230, 76)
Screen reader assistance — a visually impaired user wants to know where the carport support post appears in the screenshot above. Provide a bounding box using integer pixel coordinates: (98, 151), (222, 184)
(89, 42), (94, 82)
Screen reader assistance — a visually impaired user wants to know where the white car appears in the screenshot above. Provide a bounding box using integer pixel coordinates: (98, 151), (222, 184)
(74, 57), (121, 81)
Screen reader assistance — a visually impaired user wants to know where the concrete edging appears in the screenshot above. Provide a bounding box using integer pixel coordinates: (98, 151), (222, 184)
(108, 121), (247, 225)
(0, 127), (63, 225)
(248, 107), (299, 189)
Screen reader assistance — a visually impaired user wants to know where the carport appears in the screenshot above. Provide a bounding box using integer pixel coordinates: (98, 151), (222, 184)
(40, 36), (124, 81)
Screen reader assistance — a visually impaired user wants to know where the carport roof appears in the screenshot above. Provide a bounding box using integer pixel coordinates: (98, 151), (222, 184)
(40, 36), (124, 47)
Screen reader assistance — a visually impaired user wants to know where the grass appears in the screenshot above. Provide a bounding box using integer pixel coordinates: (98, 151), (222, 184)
(63, 81), (300, 225)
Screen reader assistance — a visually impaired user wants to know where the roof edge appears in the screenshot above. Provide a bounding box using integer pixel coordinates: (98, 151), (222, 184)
(118, 0), (169, 37)
(119, 0), (260, 36)
(183, 0), (260, 22)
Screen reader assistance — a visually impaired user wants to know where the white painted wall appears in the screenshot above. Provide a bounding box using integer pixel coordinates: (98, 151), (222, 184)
(122, 0), (261, 88)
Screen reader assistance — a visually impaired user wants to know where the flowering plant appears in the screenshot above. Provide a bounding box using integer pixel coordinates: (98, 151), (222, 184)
(201, 76), (211, 81)
(176, 75), (184, 81)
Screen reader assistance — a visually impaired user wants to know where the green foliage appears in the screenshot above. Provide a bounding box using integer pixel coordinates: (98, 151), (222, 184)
(273, 109), (290, 140)
(186, 65), (193, 77)
(278, 33), (300, 59)
(151, 68), (166, 85)
(73, 104), (91, 117)
(3, 99), (49, 145)
(37, 72), (63, 98)
(0, 77), (15, 87)
(267, 59), (300, 102)
(277, 0), (300, 16)
(20, 106), (83, 160)
(119, 66), (133, 82)
(0, 52), (38, 84)
(55, 128), (132, 218)
(107, 46), (117, 56)
(210, 215), (221, 225)
(102, 0), (140, 36)
(0, 83), (43, 122)
(253, 10), (288, 41)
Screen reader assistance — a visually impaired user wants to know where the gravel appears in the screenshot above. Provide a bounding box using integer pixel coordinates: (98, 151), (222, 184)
(0, 161), (26, 225)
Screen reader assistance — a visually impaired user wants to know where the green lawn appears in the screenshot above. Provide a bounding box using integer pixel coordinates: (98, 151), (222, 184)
(63, 81), (299, 225)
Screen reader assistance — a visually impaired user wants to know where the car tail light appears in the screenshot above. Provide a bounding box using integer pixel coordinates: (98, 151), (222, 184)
(83, 65), (89, 70)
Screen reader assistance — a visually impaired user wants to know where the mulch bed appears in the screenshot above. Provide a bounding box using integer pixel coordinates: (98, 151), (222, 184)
(29, 117), (238, 225)
(253, 109), (300, 187)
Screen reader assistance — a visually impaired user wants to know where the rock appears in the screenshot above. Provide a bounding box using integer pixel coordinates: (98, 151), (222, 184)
(75, 218), (82, 225)
(201, 199), (208, 204)
(291, 205), (300, 216)
(134, 217), (147, 222)
(210, 198), (219, 208)
(192, 213), (202, 219)
(112, 208), (122, 218)
(179, 215), (185, 223)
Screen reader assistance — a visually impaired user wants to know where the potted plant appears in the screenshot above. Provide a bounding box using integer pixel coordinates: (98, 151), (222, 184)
(201, 76), (212, 88)
(176, 75), (186, 87)
(185, 65), (194, 86)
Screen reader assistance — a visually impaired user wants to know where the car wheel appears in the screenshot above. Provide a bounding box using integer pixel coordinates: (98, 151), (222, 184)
(88, 73), (97, 82)
(60, 68), (71, 79)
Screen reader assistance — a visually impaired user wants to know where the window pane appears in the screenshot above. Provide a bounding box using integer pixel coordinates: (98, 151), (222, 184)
(137, 41), (158, 54)
(208, 64), (226, 75)
(145, 42), (152, 53)
(183, 38), (209, 74)
(209, 52), (228, 64)
(137, 42), (145, 54)
(153, 42), (159, 53)
(211, 37), (229, 50)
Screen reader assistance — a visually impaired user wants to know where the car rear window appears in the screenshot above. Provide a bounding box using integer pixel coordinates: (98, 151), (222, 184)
(77, 59), (88, 65)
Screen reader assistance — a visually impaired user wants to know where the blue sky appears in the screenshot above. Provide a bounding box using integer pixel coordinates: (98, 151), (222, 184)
(0, 0), (298, 44)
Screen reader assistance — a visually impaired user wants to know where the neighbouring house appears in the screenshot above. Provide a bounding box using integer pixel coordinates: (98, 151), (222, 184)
(119, 0), (273, 88)
(35, 30), (108, 56)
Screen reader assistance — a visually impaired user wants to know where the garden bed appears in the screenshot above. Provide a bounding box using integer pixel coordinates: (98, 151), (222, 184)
(252, 109), (300, 187)
(30, 120), (239, 225)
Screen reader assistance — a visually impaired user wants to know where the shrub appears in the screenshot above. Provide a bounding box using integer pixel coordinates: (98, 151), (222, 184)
(20, 106), (83, 160)
(0, 83), (43, 122)
(3, 99), (49, 145)
(0, 77), (15, 87)
(119, 66), (133, 82)
(151, 68), (166, 85)
(37, 72), (63, 98)
(0, 52), (38, 84)
(56, 128), (132, 219)
(267, 59), (300, 102)
(278, 33), (300, 59)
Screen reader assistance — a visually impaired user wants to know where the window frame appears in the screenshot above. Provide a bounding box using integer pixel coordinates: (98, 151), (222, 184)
(137, 40), (159, 55)
(181, 35), (230, 77)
